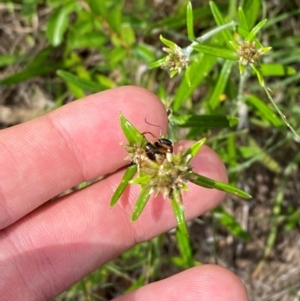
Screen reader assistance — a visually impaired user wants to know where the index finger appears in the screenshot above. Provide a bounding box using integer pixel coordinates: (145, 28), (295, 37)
(0, 86), (168, 229)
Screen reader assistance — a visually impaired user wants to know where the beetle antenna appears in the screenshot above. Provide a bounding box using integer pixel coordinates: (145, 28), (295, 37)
(145, 118), (162, 136)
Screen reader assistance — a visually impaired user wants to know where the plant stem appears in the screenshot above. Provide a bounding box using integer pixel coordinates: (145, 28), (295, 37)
(264, 86), (300, 142)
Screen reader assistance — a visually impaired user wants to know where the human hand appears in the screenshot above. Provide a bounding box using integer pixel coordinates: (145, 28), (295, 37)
(0, 86), (248, 301)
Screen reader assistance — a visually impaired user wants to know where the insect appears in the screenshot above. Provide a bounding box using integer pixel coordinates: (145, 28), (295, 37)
(143, 133), (173, 161)
(142, 119), (173, 162)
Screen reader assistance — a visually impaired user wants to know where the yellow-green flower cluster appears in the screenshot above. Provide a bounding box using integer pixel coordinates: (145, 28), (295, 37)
(161, 45), (189, 76)
(237, 40), (264, 66)
(123, 142), (192, 201)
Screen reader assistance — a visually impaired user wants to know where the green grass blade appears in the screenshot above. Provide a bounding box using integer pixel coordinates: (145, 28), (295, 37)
(242, 0), (261, 28)
(110, 165), (138, 207)
(0, 47), (61, 85)
(238, 7), (249, 31)
(192, 45), (237, 60)
(170, 114), (239, 128)
(184, 65), (192, 87)
(246, 94), (283, 127)
(189, 172), (252, 199)
(57, 70), (100, 93)
(148, 58), (167, 69)
(246, 19), (267, 42)
(131, 187), (151, 222)
(68, 31), (107, 50)
(119, 113), (145, 146)
(147, 5), (211, 32)
(172, 54), (217, 112)
(248, 138), (282, 174)
(186, 2), (195, 41)
(209, 1), (232, 47)
(213, 207), (250, 240)
(208, 59), (235, 109)
(0, 54), (26, 67)
(260, 64), (296, 76)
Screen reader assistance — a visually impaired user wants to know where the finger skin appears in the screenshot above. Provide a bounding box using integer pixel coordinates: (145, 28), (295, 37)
(115, 265), (248, 301)
(0, 143), (227, 301)
(0, 86), (167, 229)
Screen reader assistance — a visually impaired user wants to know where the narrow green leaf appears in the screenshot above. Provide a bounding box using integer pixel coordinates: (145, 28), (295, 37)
(246, 94), (283, 127)
(110, 165), (137, 207)
(242, 0), (261, 28)
(147, 5), (211, 33)
(213, 207), (250, 240)
(46, 2), (78, 47)
(238, 7), (249, 31)
(119, 113), (145, 146)
(209, 1), (232, 47)
(260, 64), (296, 76)
(170, 114), (239, 128)
(68, 31), (107, 50)
(189, 172), (252, 199)
(236, 28), (261, 49)
(192, 44), (238, 60)
(134, 43), (157, 63)
(248, 138), (282, 174)
(131, 187), (151, 222)
(263, 85), (300, 141)
(0, 54), (26, 67)
(170, 189), (189, 237)
(208, 60), (235, 109)
(183, 138), (206, 162)
(57, 70), (100, 93)
(186, 2), (195, 41)
(173, 55), (217, 112)
(184, 65), (192, 87)
(246, 19), (267, 42)
(0, 48), (61, 85)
